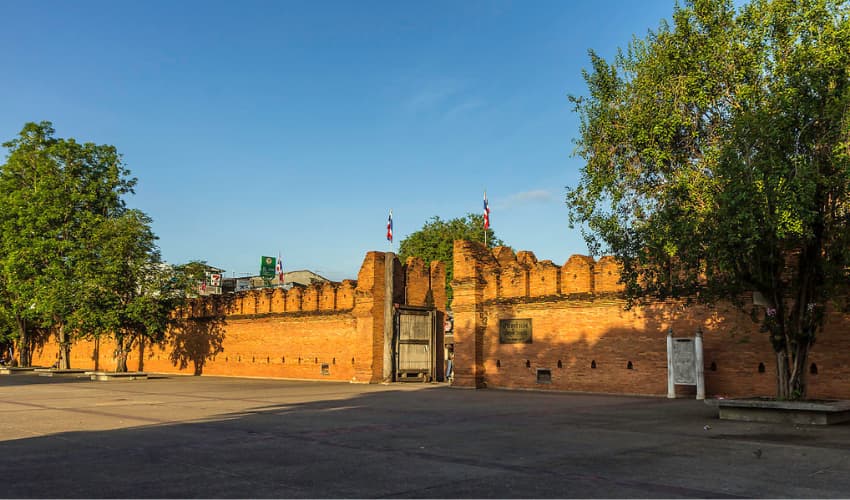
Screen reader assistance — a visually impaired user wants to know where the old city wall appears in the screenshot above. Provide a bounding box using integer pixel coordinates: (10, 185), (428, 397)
(451, 240), (850, 399)
(31, 252), (446, 383)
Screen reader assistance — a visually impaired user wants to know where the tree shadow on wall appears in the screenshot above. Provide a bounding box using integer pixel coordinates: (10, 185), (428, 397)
(466, 297), (786, 398)
(167, 300), (229, 376)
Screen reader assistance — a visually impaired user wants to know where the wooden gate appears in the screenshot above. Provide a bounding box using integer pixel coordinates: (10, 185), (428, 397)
(395, 307), (435, 381)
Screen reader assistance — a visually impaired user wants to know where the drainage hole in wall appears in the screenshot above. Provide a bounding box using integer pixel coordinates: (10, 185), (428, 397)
(758, 362), (765, 373)
(591, 360), (597, 369)
(537, 369), (552, 384)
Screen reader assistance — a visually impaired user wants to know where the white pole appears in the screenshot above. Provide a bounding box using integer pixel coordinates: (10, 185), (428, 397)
(695, 328), (705, 400)
(666, 328), (675, 398)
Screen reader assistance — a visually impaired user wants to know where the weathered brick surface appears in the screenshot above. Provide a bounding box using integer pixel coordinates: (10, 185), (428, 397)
(562, 255), (594, 295)
(258, 289), (274, 314)
(319, 282), (337, 311)
(500, 261), (529, 299)
(358, 251), (386, 382)
(595, 256), (624, 293)
(405, 257), (431, 307)
(302, 286), (320, 312)
(530, 260), (560, 297)
(271, 288), (286, 313)
(285, 287), (303, 313)
(430, 262), (447, 313)
(452, 240), (850, 399)
(337, 280), (357, 310)
(516, 251), (538, 267)
(30, 251), (449, 385)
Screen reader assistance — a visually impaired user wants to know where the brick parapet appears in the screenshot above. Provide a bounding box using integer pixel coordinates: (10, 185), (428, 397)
(30, 251), (393, 383)
(404, 257), (431, 307)
(430, 261), (447, 314)
(454, 242), (624, 300)
(450, 239), (850, 399)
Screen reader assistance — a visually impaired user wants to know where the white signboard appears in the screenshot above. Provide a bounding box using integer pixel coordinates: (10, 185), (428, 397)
(672, 339), (696, 385)
(666, 329), (705, 400)
(236, 279), (251, 292)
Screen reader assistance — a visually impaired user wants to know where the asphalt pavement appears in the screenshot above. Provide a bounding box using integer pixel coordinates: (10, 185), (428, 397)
(1, 373), (849, 498)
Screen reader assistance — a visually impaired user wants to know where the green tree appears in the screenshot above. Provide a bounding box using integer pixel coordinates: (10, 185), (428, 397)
(74, 211), (196, 372)
(567, 0), (850, 400)
(0, 122), (139, 368)
(399, 213), (503, 307)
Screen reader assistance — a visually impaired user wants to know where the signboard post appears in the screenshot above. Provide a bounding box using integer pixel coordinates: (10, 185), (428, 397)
(666, 328), (705, 400)
(260, 256), (276, 288)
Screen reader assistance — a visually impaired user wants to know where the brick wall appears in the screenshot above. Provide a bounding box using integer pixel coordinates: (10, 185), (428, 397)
(451, 240), (850, 399)
(31, 252), (447, 383)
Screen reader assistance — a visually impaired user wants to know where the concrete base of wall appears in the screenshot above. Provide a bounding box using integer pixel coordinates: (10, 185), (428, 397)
(710, 398), (850, 425)
(87, 371), (149, 381)
(34, 369), (88, 377)
(0, 367), (41, 375)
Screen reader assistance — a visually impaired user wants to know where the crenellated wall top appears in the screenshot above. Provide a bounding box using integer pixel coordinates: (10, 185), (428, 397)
(185, 251), (446, 318)
(451, 240), (624, 301)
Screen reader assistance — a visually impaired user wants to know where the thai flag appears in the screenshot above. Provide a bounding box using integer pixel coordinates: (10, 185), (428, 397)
(275, 253), (284, 283)
(387, 210), (393, 242)
(483, 191), (490, 230)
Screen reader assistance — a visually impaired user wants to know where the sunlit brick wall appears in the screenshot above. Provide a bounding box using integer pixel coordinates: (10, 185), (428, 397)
(451, 240), (850, 399)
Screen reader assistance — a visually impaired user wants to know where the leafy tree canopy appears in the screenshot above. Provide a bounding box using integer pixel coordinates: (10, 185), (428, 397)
(567, 0), (850, 399)
(399, 213), (504, 307)
(0, 121), (174, 369)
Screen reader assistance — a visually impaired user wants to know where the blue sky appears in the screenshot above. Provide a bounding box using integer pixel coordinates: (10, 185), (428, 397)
(1, 0), (679, 281)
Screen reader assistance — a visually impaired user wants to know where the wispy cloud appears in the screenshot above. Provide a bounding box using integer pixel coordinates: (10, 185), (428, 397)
(405, 79), (465, 113)
(444, 99), (485, 120)
(496, 189), (557, 209)
(403, 77), (486, 120)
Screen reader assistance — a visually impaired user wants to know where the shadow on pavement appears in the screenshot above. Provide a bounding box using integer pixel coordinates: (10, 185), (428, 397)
(1, 377), (849, 498)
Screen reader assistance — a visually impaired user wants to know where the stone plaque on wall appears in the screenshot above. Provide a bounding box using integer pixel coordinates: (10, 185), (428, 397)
(672, 338), (696, 384)
(666, 329), (704, 399)
(499, 319), (532, 344)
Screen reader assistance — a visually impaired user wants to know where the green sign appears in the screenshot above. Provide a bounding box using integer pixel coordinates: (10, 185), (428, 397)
(260, 256), (276, 278)
(499, 319), (532, 344)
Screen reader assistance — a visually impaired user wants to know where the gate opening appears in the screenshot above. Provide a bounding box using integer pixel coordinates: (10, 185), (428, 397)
(394, 306), (437, 382)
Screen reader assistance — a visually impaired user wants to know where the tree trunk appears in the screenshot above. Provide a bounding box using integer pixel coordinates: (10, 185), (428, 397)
(788, 341), (810, 400)
(57, 323), (71, 370)
(137, 338), (146, 372)
(775, 338), (813, 401)
(775, 350), (790, 400)
(93, 336), (100, 371)
(115, 334), (128, 373)
(15, 316), (31, 367)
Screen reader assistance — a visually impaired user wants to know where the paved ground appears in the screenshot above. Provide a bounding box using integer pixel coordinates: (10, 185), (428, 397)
(2, 373), (850, 498)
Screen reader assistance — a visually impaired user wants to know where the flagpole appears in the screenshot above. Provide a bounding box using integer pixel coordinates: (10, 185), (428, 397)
(483, 190), (488, 248)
